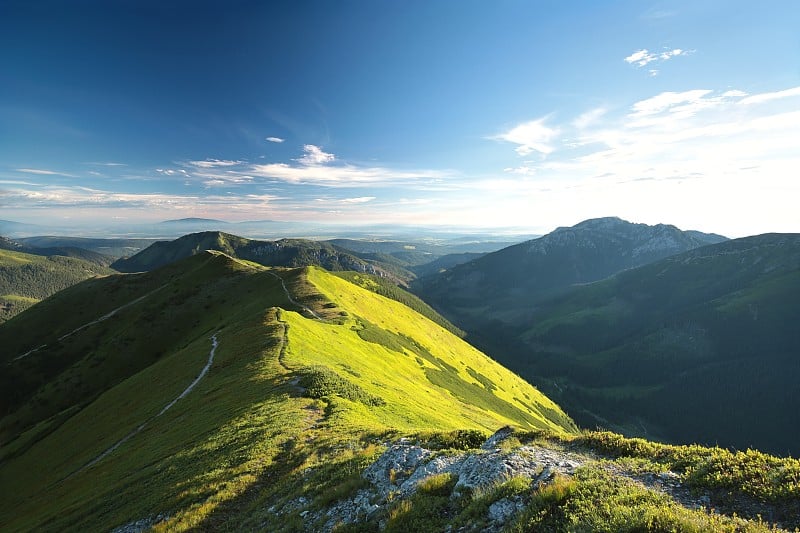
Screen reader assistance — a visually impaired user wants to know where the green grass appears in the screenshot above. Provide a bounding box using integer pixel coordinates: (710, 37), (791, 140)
(508, 467), (772, 533)
(281, 267), (575, 434)
(0, 254), (575, 532)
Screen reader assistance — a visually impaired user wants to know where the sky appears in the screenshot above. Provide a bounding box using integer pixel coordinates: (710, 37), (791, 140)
(1, 0), (799, 237)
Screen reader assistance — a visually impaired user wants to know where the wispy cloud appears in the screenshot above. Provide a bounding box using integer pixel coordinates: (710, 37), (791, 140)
(738, 86), (800, 105)
(492, 118), (559, 156)
(0, 185), (281, 211)
(624, 48), (689, 68)
(315, 196), (376, 205)
(247, 162), (446, 187)
(266, 136), (285, 143)
(178, 145), (451, 188)
(188, 159), (243, 168)
(15, 168), (75, 177)
(572, 108), (606, 130)
(629, 89), (714, 118)
(483, 84), (800, 235)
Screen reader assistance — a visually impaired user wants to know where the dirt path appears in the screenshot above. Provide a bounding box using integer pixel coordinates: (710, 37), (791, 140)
(74, 333), (219, 474)
(12, 284), (168, 362)
(265, 270), (324, 320)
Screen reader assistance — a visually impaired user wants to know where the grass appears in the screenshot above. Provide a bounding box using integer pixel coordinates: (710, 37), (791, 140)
(280, 267), (575, 434)
(0, 257), (575, 532)
(7, 254), (789, 532)
(507, 466), (778, 533)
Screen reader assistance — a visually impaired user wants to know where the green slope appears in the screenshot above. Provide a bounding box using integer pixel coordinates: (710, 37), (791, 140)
(0, 248), (114, 323)
(0, 252), (574, 531)
(492, 233), (800, 455)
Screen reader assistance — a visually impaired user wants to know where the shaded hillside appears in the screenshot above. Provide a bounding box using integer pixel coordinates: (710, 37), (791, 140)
(414, 217), (726, 328)
(1, 235), (112, 265)
(485, 233), (800, 456)
(329, 239), (507, 280)
(0, 252), (574, 531)
(19, 236), (154, 259)
(112, 231), (409, 281)
(411, 251), (485, 277)
(0, 246), (114, 323)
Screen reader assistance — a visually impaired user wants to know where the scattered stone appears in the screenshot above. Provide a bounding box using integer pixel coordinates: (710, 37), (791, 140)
(481, 426), (516, 450)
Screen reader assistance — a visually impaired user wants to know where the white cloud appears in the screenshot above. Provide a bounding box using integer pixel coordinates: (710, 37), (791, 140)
(493, 118), (559, 156)
(572, 108), (607, 130)
(738, 86), (800, 105)
(624, 49), (655, 66)
(15, 168), (74, 176)
(315, 196), (376, 205)
(481, 85), (800, 236)
(722, 90), (748, 98)
(503, 165), (537, 176)
(0, 184), (282, 211)
(341, 196), (375, 204)
(248, 162), (446, 187)
(624, 48), (689, 68)
(629, 89), (714, 119)
(298, 144), (335, 165)
(266, 136), (285, 143)
(188, 159), (243, 168)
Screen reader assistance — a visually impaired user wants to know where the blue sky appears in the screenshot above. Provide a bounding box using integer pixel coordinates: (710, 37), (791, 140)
(1, 0), (799, 237)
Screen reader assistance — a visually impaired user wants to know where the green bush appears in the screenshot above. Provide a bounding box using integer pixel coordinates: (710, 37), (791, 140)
(298, 366), (385, 407)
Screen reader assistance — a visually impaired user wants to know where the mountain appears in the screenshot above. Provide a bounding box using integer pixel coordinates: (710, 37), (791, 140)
(111, 231), (410, 281)
(413, 217), (727, 329)
(0, 251), (577, 531)
(0, 244), (114, 323)
(1, 251), (797, 531)
(160, 217), (229, 225)
(483, 233), (800, 455)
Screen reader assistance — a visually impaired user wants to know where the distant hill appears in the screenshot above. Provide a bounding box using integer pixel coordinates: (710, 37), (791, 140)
(0, 219), (45, 238)
(0, 245), (114, 322)
(111, 231), (412, 282)
(18, 236), (154, 259)
(414, 217), (727, 328)
(480, 233), (800, 455)
(0, 251), (575, 531)
(159, 217), (229, 226)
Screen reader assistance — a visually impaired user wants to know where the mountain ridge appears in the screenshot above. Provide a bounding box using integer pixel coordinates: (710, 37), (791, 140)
(413, 217), (727, 327)
(111, 231), (410, 282)
(474, 232), (800, 455)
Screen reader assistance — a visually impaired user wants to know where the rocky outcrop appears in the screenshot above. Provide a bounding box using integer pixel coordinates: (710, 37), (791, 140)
(266, 428), (587, 532)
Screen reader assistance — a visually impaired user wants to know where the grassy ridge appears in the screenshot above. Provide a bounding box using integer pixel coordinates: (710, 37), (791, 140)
(332, 271), (465, 336)
(286, 267), (575, 434)
(0, 255), (574, 531)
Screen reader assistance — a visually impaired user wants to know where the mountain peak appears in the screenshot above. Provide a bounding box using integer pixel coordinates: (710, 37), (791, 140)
(570, 216), (628, 230)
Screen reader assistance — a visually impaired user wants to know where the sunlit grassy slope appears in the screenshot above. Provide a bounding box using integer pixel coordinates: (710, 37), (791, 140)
(284, 267), (573, 433)
(0, 252), (574, 531)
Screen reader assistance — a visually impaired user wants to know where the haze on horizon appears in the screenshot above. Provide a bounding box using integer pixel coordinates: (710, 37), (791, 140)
(2, 1), (799, 239)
